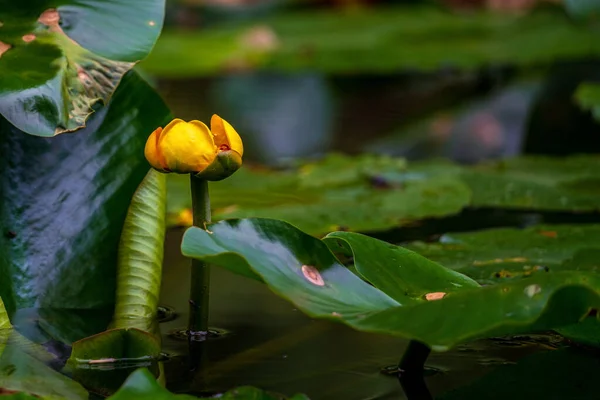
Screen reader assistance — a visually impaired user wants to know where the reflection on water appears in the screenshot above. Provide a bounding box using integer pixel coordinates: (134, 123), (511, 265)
(159, 229), (566, 400)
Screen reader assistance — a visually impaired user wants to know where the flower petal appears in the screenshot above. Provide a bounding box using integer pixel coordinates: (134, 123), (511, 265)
(144, 127), (169, 171)
(211, 114), (244, 157)
(160, 119), (217, 173)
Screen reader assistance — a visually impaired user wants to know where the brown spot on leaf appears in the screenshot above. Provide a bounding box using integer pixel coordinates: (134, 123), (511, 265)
(148, 20), (156, 26)
(302, 265), (325, 286)
(331, 312), (342, 317)
(22, 34), (36, 42)
(39, 9), (60, 26)
(425, 292), (446, 301)
(0, 41), (11, 58)
(539, 230), (558, 238)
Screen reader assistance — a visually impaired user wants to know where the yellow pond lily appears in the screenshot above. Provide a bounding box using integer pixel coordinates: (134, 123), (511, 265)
(145, 115), (243, 181)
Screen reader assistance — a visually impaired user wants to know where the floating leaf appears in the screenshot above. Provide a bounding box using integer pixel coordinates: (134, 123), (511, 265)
(463, 155), (600, 211)
(141, 7), (600, 77)
(181, 218), (600, 350)
(324, 231), (479, 303)
(0, 0), (165, 136)
(168, 155), (471, 235)
(0, 71), (172, 316)
(168, 154), (600, 236)
(404, 224), (600, 284)
(405, 224), (600, 346)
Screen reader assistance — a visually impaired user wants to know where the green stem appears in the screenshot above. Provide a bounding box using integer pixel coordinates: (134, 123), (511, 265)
(188, 175), (211, 335)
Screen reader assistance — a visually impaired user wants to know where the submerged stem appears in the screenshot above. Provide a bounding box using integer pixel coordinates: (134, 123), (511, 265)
(398, 340), (433, 400)
(188, 175), (211, 335)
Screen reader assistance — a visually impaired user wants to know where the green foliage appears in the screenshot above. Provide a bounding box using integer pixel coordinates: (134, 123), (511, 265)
(0, 71), (171, 315)
(168, 154), (600, 236)
(575, 82), (600, 121)
(141, 6), (600, 77)
(405, 224), (600, 284)
(181, 218), (600, 350)
(114, 169), (167, 322)
(0, 344), (88, 399)
(0, 297), (88, 399)
(0, 0), (165, 136)
(109, 368), (309, 400)
(69, 169), (167, 394)
(168, 154), (471, 235)
(405, 224), (600, 346)
(464, 155), (600, 210)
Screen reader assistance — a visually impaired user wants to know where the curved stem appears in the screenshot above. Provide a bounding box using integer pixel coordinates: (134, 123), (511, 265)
(188, 175), (211, 335)
(398, 340), (433, 400)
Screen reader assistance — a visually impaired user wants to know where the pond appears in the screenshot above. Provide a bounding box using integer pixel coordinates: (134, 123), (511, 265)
(3, 1), (600, 399)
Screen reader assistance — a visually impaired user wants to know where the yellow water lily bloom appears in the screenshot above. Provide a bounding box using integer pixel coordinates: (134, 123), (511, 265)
(145, 115), (243, 181)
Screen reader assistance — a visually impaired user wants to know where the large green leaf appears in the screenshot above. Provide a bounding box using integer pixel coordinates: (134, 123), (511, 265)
(109, 368), (309, 400)
(0, 344), (88, 400)
(405, 224), (600, 346)
(0, 0), (165, 136)
(181, 218), (600, 350)
(463, 155), (600, 211)
(324, 231), (479, 303)
(0, 297), (88, 399)
(141, 6), (600, 77)
(168, 154), (600, 236)
(168, 154), (471, 235)
(0, 71), (172, 316)
(404, 224), (600, 284)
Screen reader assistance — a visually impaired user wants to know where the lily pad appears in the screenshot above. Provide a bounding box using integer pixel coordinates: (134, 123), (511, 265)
(168, 154), (471, 235)
(109, 368), (309, 400)
(404, 224), (600, 284)
(181, 218), (600, 350)
(169, 154), (600, 235)
(141, 6), (600, 77)
(463, 155), (600, 211)
(0, 0), (165, 136)
(0, 71), (172, 315)
(405, 224), (600, 346)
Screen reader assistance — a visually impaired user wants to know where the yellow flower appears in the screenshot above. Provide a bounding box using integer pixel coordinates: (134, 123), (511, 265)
(145, 115), (243, 181)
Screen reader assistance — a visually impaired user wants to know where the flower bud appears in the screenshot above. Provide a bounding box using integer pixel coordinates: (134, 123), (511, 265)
(144, 115), (243, 180)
